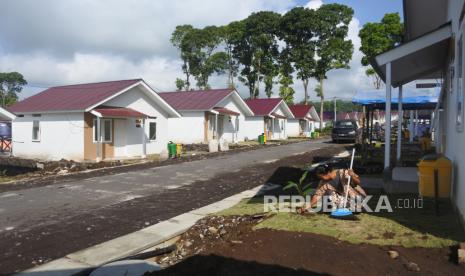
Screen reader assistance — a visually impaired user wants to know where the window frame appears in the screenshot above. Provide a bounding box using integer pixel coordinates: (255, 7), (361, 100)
(149, 121), (157, 141)
(32, 120), (41, 142)
(93, 119), (113, 143)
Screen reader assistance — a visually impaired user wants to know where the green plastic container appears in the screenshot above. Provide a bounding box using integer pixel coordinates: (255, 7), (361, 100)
(258, 134), (265, 144)
(168, 142), (177, 158)
(311, 132), (316, 139)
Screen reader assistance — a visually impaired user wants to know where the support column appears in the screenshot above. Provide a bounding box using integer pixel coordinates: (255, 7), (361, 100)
(414, 110), (419, 137)
(384, 62), (392, 171)
(96, 117), (101, 162)
(141, 118), (147, 158)
(397, 85), (403, 163)
(215, 114), (218, 140)
(409, 110), (414, 142)
(272, 118), (275, 140)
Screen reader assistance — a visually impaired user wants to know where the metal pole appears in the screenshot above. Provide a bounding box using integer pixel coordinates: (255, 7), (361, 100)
(334, 97), (337, 124)
(409, 110), (414, 142)
(415, 110), (419, 137)
(384, 62), (392, 171)
(215, 114), (218, 140)
(397, 85), (403, 163)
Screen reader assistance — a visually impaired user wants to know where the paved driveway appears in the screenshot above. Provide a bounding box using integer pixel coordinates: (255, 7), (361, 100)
(0, 139), (338, 273)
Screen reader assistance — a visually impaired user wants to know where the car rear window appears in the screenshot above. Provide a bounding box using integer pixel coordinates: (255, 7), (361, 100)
(335, 121), (354, 128)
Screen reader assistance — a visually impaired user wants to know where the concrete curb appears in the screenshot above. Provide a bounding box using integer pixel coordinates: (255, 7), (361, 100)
(16, 185), (264, 276)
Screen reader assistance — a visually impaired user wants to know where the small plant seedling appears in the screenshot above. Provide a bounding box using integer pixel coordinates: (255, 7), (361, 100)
(283, 170), (312, 197)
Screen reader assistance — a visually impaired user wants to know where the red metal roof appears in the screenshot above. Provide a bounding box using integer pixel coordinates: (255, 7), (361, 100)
(93, 107), (148, 118)
(288, 104), (313, 119)
(271, 112), (287, 119)
(212, 107), (240, 116)
(244, 98), (282, 116)
(9, 79), (141, 113)
(158, 89), (233, 111)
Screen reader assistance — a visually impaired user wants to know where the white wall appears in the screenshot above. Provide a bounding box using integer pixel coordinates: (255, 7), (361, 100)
(443, 0), (465, 223)
(287, 119), (312, 137)
(12, 112), (85, 160)
(243, 117), (264, 141)
(104, 86), (171, 156)
(217, 95), (247, 143)
(167, 111), (205, 144)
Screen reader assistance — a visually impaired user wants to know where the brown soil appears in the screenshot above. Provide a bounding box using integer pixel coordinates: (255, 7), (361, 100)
(0, 142), (341, 275)
(0, 138), (312, 194)
(148, 215), (465, 276)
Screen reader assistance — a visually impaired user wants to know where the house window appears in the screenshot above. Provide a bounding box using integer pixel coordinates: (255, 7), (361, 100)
(93, 119), (112, 143)
(149, 122), (156, 140)
(32, 120), (40, 141)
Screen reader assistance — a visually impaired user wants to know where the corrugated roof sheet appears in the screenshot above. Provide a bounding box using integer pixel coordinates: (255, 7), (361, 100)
(244, 98), (282, 116)
(288, 104), (313, 119)
(93, 107), (148, 118)
(158, 89), (233, 111)
(9, 79), (141, 113)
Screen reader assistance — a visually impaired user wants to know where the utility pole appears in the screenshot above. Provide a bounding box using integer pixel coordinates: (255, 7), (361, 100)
(333, 97), (337, 123)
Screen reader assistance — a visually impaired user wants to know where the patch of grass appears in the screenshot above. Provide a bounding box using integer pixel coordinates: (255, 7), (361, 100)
(216, 196), (465, 248)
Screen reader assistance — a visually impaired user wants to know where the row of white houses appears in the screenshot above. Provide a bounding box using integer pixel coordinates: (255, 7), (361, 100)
(4, 79), (320, 161)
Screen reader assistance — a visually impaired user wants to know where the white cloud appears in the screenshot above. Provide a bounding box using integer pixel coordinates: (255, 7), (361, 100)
(305, 0), (323, 10)
(0, 0), (374, 103)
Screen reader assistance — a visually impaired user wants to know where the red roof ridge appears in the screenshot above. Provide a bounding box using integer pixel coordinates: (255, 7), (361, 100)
(159, 88), (233, 94)
(50, 78), (142, 89)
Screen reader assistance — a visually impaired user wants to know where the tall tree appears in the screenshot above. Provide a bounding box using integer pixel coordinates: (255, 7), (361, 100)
(0, 72), (27, 107)
(313, 3), (354, 130)
(280, 7), (316, 104)
(171, 25), (227, 90)
(219, 22), (243, 88)
(171, 25), (195, 90)
(278, 47), (295, 104)
(359, 13), (403, 89)
(231, 11), (281, 98)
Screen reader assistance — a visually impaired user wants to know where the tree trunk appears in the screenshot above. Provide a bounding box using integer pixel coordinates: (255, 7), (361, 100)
(319, 78), (324, 132)
(303, 79), (309, 105)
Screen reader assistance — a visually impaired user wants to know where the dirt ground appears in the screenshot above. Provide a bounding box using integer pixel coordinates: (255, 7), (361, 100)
(0, 143), (343, 275)
(0, 138), (309, 194)
(149, 215), (465, 276)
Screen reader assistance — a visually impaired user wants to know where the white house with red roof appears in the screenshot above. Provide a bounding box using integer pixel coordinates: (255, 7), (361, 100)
(159, 88), (254, 144)
(8, 79), (181, 161)
(243, 98), (294, 140)
(286, 104), (320, 137)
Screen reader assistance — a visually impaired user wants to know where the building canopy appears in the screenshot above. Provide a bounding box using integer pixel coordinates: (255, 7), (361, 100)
(352, 87), (440, 110)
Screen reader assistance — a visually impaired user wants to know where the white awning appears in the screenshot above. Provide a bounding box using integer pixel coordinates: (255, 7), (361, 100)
(371, 23), (451, 87)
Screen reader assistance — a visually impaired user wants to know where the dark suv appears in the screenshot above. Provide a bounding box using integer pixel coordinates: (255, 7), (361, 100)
(332, 120), (358, 143)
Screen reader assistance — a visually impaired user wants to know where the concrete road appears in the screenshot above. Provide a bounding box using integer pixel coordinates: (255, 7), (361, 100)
(0, 139), (337, 273)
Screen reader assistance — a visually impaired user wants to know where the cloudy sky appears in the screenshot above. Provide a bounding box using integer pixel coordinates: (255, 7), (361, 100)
(0, 0), (402, 102)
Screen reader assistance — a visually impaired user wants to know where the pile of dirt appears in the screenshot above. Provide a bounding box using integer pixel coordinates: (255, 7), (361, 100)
(149, 215), (464, 276)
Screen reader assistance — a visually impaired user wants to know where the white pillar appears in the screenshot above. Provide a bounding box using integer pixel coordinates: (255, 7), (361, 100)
(384, 62), (392, 170)
(397, 85), (403, 162)
(141, 118), (147, 158)
(414, 110), (419, 137)
(272, 118), (275, 140)
(409, 110), (414, 142)
(96, 117), (101, 162)
(215, 114), (218, 140)
(333, 97), (337, 124)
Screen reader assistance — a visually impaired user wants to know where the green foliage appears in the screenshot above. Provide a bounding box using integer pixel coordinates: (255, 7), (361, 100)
(359, 13), (403, 89)
(359, 13), (403, 66)
(283, 170), (312, 197)
(175, 78), (186, 91)
(278, 74), (295, 104)
(279, 7), (316, 104)
(170, 25), (228, 90)
(229, 11), (281, 98)
(0, 72), (27, 107)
